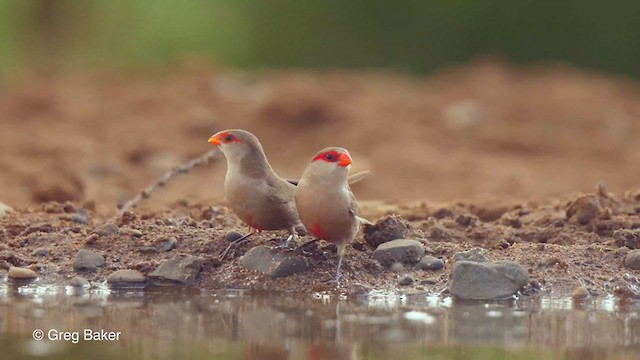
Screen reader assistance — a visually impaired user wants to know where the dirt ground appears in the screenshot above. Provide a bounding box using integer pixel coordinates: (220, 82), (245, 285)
(2, 60), (640, 297)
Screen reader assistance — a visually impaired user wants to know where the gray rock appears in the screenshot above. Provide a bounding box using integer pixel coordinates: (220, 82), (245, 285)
(94, 223), (119, 237)
(453, 247), (490, 263)
(624, 250), (640, 270)
(449, 261), (529, 299)
(8, 266), (37, 280)
(373, 239), (425, 266)
(418, 256), (445, 271)
(0, 201), (12, 218)
(159, 237), (178, 251)
(398, 275), (414, 286)
(107, 270), (146, 285)
(31, 247), (49, 257)
(139, 246), (158, 254)
(363, 215), (411, 248)
(69, 276), (89, 287)
(240, 245), (308, 278)
(73, 249), (105, 271)
(149, 256), (202, 285)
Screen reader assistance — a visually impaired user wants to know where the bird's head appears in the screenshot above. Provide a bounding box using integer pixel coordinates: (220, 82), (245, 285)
(304, 147), (352, 182)
(208, 129), (264, 163)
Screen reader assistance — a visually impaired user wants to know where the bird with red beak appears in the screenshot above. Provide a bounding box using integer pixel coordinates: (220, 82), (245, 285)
(208, 129), (302, 254)
(295, 147), (366, 282)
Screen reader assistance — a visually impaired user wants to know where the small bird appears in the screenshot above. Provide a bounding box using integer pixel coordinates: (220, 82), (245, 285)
(208, 129), (302, 254)
(295, 147), (366, 282)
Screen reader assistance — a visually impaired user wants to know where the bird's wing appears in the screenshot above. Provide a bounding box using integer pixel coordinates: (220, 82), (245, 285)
(347, 186), (372, 225)
(265, 176), (296, 204)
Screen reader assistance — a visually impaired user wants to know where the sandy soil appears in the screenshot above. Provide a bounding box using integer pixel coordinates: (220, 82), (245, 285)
(1, 61), (640, 297)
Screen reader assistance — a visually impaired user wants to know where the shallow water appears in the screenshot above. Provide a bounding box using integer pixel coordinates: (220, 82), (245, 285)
(1, 282), (639, 360)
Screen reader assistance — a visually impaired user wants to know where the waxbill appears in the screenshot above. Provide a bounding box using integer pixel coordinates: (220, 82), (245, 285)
(295, 147), (366, 281)
(208, 129), (302, 248)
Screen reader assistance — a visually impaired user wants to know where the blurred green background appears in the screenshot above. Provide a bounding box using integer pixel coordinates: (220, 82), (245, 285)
(0, 0), (639, 75)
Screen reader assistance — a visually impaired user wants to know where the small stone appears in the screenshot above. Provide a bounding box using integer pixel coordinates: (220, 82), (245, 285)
(139, 246), (158, 254)
(129, 229), (143, 237)
(453, 248), (490, 263)
(107, 270), (146, 285)
(566, 194), (600, 225)
(572, 285), (590, 299)
(624, 250), (640, 270)
(69, 276), (89, 287)
(418, 256), (445, 271)
(85, 233), (99, 244)
(159, 237), (178, 251)
(240, 245), (308, 278)
(449, 261), (529, 300)
(8, 266), (37, 280)
(613, 229), (640, 250)
(398, 275), (415, 286)
(225, 231), (244, 242)
(163, 218), (176, 226)
(31, 247), (49, 257)
(0, 201), (13, 218)
(421, 278), (438, 285)
(390, 262), (404, 272)
(73, 249), (105, 271)
(363, 215), (412, 248)
(149, 256), (202, 285)
(373, 239), (425, 266)
(94, 223), (119, 237)
(69, 213), (88, 224)
(623, 273), (637, 283)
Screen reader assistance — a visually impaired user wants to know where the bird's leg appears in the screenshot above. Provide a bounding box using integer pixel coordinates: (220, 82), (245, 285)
(334, 255), (344, 282)
(219, 230), (255, 260)
(282, 227), (299, 249)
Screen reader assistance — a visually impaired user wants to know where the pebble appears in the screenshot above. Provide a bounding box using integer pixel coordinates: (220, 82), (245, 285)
(73, 249), (105, 271)
(363, 215), (411, 248)
(149, 256), (202, 285)
(107, 269), (146, 285)
(240, 245), (308, 278)
(624, 250), (640, 270)
(71, 210), (89, 224)
(225, 231), (244, 242)
(398, 275), (415, 286)
(572, 285), (590, 299)
(31, 247), (49, 257)
(453, 248), (490, 263)
(0, 201), (13, 218)
(390, 262), (404, 272)
(159, 237), (178, 251)
(94, 223), (119, 237)
(8, 266), (37, 280)
(623, 273), (637, 283)
(372, 239), (425, 266)
(449, 261), (529, 300)
(418, 256), (445, 271)
(69, 276), (89, 287)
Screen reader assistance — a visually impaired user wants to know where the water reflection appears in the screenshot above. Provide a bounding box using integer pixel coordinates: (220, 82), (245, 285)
(0, 282), (639, 359)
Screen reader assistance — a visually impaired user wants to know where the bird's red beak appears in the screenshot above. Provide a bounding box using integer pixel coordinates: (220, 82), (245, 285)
(338, 152), (352, 167)
(208, 134), (221, 146)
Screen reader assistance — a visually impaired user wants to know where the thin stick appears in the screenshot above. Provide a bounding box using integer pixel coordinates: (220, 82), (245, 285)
(118, 149), (221, 214)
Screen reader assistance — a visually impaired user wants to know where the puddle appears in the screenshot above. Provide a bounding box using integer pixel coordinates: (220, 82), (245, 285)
(1, 283), (639, 359)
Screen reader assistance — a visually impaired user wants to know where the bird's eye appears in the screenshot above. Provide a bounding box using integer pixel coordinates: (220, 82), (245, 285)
(225, 134), (234, 142)
(325, 153), (334, 160)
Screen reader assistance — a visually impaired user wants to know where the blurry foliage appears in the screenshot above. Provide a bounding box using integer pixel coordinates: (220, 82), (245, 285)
(0, 0), (639, 75)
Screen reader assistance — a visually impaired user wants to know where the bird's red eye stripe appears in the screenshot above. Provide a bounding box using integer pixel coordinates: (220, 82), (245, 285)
(219, 132), (242, 144)
(312, 151), (341, 163)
